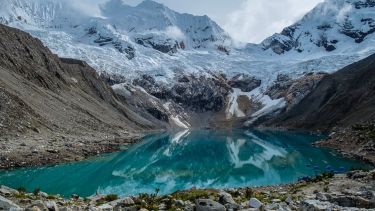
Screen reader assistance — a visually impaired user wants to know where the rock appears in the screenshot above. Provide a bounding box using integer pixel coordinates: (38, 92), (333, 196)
(315, 192), (328, 201)
(175, 200), (185, 207)
(28, 200), (47, 210)
(39, 191), (48, 198)
(249, 198), (263, 209)
(159, 203), (166, 210)
(195, 199), (225, 211)
(219, 191), (236, 204)
(97, 204), (113, 211)
(59, 207), (73, 211)
(45, 200), (59, 211)
(184, 201), (195, 211)
(0, 195), (22, 210)
(301, 199), (336, 211)
(29, 206), (43, 211)
(133, 74), (231, 112)
(219, 191), (239, 210)
(109, 197), (135, 207)
(228, 74), (261, 92)
(120, 197), (134, 206)
(347, 171), (368, 179)
(71, 194), (79, 200)
(0, 185), (19, 196)
(285, 196), (293, 205)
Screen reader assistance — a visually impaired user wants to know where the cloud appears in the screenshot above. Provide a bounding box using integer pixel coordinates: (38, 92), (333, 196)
(66, 0), (108, 17)
(165, 26), (185, 40)
(336, 3), (352, 23)
(222, 0), (323, 44)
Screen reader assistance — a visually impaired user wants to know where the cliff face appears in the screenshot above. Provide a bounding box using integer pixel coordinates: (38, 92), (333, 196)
(0, 24), (164, 168)
(268, 53), (375, 131)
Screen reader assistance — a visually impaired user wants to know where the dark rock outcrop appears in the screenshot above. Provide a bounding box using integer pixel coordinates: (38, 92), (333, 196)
(132, 74), (231, 112)
(135, 37), (179, 54)
(265, 73), (326, 110)
(228, 74), (261, 92)
(340, 18), (375, 43)
(99, 72), (128, 86)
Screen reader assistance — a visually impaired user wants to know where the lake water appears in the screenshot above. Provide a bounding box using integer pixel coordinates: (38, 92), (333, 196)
(0, 129), (371, 197)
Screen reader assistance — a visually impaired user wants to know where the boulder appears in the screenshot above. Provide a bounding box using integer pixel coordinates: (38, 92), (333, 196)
(300, 199), (335, 211)
(218, 191), (239, 210)
(195, 199), (225, 211)
(0, 195), (22, 210)
(249, 198), (263, 209)
(45, 200), (59, 211)
(175, 200), (185, 207)
(28, 200), (47, 210)
(97, 204), (113, 211)
(0, 185), (19, 196)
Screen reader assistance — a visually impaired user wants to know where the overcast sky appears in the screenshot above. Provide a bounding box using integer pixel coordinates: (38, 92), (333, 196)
(83, 0), (324, 43)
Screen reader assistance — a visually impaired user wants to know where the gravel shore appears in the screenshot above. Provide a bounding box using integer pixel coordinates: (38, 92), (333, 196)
(1, 170), (375, 210)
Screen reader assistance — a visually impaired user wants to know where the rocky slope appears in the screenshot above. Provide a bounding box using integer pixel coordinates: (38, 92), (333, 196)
(259, 52), (375, 166)
(1, 170), (375, 210)
(0, 24), (167, 169)
(268, 53), (375, 130)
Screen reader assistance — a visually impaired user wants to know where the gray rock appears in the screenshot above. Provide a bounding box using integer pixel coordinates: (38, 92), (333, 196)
(195, 199), (225, 211)
(109, 197), (134, 207)
(39, 191), (48, 198)
(28, 200), (47, 210)
(219, 191), (239, 210)
(59, 208), (73, 211)
(97, 204), (113, 211)
(301, 199), (334, 211)
(0, 195), (22, 210)
(285, 196), (293, 205)
(315, 192), (328, 201)
(0, 185), (19, 196)
(45, 200), (59, 211)
(249, 198), (263, 209)
(175, 200), (185, 207)
(219, 191), (236, 205)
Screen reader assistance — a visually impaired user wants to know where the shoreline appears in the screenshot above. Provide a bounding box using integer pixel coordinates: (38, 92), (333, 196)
(0, 133), (144, 170)
(1, 127), (373, 171)
(1, 170), (375, 210)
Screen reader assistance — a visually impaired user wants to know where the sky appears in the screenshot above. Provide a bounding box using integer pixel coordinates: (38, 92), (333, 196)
(82, 0), (324, 44)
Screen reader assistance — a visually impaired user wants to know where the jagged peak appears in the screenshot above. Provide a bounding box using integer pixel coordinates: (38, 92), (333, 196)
(136, 0), (167, 10)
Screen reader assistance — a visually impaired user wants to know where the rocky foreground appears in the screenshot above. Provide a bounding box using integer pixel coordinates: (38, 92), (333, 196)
(1, 170), (375, 211)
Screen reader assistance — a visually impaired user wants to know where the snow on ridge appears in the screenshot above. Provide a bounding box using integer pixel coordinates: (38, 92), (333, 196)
(0, 0), (374, 87)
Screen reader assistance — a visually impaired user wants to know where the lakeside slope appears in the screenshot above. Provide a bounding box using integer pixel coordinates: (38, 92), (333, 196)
(0, 24), (166, 169)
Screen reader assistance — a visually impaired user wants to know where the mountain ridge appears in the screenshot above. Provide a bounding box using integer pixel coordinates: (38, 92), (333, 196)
(1, 0), (375, 124)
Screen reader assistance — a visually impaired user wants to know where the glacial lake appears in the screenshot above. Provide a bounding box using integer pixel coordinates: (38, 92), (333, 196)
(0, 129), (371, 197)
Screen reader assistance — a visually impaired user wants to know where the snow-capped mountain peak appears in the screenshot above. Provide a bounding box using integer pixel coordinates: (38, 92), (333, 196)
(261, 0), (375, 55)
(1, 0), (374, 83)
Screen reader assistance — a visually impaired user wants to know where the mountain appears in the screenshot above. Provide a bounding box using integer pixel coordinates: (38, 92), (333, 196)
(0, 0), (375, 125)
(262, 0), (375, 55)
(267, 52), (375, 130)
(0, 23), (167, 168)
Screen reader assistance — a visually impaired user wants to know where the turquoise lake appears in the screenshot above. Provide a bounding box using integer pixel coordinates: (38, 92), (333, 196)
(0, 129), (371, 197)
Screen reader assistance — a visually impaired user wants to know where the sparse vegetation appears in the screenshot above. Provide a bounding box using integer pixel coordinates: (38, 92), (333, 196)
(33, 187), (41, 196)
(172, 189), (212, 202)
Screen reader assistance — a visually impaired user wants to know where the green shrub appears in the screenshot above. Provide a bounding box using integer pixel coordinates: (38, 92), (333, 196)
(104, 194), (119, 202)
(33, 187), (41, 196)
(17, 187), (26, 193)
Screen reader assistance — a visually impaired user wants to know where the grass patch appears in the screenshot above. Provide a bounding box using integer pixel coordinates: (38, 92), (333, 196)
(172, 189), (212, 202)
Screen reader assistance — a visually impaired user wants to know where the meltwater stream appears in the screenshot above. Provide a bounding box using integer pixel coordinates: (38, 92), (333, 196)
(0, 130), (370, 197)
